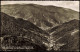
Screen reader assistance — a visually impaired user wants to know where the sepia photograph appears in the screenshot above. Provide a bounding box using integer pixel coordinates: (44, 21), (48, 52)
(0, 1), (79, 52)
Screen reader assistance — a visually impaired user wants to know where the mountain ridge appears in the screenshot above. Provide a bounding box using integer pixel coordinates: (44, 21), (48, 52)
(1, 4), (79, 30)
(48, 19), (79, 51)
(0, 12), (50, 50)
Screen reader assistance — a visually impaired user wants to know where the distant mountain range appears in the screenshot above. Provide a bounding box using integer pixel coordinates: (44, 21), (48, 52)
(0, 4), (79, 51)
(1, 4), (79, 30)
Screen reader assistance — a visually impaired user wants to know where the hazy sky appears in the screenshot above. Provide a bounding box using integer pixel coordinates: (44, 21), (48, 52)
(1, 1), (79, 12)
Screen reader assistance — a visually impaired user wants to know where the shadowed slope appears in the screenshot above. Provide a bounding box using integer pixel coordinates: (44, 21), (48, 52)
(48, 19), (79, 51)
(0, 12), (50, 50)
